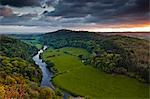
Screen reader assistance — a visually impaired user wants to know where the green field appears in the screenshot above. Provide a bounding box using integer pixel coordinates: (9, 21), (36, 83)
(23, 39), (43, 49)
(42, 47), (149, 98)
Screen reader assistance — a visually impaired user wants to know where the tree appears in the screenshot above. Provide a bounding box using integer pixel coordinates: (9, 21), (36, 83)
(93, 52), (121, 73)
(39, 87), (55, 99)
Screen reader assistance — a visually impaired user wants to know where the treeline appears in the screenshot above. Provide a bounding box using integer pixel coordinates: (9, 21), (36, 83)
(0, 35), (58, 98)
(41, 29), (150, 83)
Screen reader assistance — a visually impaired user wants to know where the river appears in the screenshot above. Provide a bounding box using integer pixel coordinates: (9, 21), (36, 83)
(33, 45), (55, 89)
(33, 45), (71, 98)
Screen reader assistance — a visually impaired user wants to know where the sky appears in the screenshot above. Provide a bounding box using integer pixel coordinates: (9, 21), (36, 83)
(0, 0), (149, 33)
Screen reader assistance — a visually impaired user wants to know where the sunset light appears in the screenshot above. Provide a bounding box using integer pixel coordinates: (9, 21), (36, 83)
(0, 0), (150, 98)
(85, 25), (150, 32)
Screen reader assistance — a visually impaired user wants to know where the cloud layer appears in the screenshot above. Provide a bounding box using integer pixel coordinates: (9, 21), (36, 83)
(0, 0), (149, 32)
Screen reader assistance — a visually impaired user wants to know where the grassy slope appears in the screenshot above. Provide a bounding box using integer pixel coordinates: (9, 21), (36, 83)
(42, 47), (149, 98)
(10, 34), (43, 50)
(22, 39), (43, 50)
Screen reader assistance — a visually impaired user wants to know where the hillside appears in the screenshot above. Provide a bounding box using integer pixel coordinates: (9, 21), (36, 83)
(0, 35), (38, 62)
(0, 35), (57, 98)
(41, 29), (150, 83)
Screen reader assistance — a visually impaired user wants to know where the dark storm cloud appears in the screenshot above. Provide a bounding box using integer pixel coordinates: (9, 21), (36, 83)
(0, 10), (37, 25)
(117, 0), (149, 15)
(0, 0), (40, 7)
(0, 0), (149, 27)
(47, 0), (149, 23)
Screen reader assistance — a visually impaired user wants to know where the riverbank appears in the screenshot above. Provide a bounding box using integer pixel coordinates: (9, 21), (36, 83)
(33, 46), (74, 98)
(42, 47), (149, 98)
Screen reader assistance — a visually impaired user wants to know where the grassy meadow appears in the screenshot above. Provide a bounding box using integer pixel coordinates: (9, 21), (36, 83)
(42, 47), (149, 98)
(23, 39), (43, 50)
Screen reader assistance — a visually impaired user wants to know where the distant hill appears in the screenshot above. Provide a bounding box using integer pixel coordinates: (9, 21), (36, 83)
(101, 32), (150, 40)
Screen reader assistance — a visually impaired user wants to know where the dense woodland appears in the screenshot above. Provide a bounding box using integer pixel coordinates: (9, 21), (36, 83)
(41, 29), (150, 83)
(0, 35), (58, 98)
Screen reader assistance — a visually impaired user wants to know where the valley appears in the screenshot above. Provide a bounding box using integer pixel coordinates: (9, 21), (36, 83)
(0, 30), (150, 98)
(0, 0), (149, 98)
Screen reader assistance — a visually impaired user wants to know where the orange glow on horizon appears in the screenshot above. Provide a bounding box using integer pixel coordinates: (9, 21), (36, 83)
(79, 23), (150, 32)
(88, 27), (150, 32)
